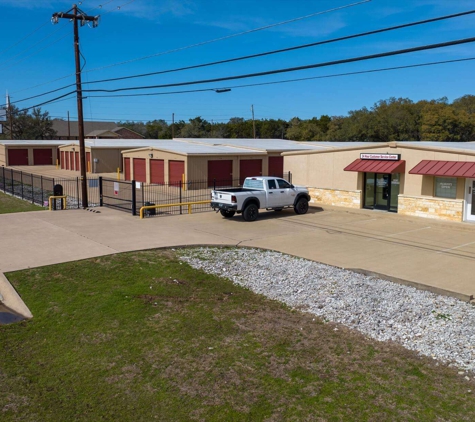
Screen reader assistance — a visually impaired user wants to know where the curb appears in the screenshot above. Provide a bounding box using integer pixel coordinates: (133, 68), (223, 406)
(0, 272), (33, 319)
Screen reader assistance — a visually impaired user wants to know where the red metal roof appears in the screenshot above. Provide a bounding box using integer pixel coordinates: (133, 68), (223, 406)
(344, 159), (406, 174)
(409, 160), (475, 177)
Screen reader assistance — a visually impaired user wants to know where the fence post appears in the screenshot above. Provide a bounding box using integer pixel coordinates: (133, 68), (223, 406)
(99, 177), (103, 207)
(41, 176), (44, 207)
(179, 180), (182, 215)
(1, 167), (4, 192)
(131, 179), (137, 216)
(76, 177), (80, 209)
(31, 173), (34, 204)
(20, 171), (24, 200)
(213, 178), (216, 190)
(11, 169), (14, 196)
(289, 171), (292, 184)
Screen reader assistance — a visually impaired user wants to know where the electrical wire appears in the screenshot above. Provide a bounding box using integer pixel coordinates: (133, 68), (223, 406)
(83, 0), (371, 73)
(0, 21), (50, 56)
(11, 0), (370, 94)
(81, 36), (475, 94)
(78, 8), (475, 86)
(101, 0), (136, 15)
(82, 57), (475, 99)
(9, 8), (475, 106)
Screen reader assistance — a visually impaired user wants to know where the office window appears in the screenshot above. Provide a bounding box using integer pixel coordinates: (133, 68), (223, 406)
(434, 177), (457, 199)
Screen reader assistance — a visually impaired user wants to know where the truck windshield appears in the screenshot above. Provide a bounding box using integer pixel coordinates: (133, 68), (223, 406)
(243, 179), (264, 189)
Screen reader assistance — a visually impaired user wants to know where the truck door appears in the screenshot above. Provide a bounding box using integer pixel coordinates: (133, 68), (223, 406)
(276, 179), (295, 206)
(266, 179), (281, 208)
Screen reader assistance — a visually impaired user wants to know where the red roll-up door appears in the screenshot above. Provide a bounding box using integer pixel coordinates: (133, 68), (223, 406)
(150, 159), (164, 184)
(86, 152), (91, 172)
(239, 159), (262, 184)
(69, 152), (75, 171)
(8, 149), (29, 166)
(65, 152), (70, 170)
(75, 152), (79, 172)
(124, 157), (131, 181)
(61, 151), (65, 169)
(33, 149), (52, 165)
(268, 156), (284, 178)
(208, 160), (232, 187)
(134, 158), (146, 182)
(169, 160), (185, 186)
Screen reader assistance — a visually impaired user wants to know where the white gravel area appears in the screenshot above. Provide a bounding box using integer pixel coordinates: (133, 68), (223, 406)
(178, 247), (475, 374)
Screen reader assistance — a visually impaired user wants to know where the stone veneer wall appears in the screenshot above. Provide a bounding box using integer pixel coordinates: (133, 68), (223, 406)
(309, 188), (361, 209)
(398, 195), (464, 222)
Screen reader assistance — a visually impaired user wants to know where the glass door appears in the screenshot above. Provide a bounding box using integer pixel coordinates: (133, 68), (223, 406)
(374, 174), (390, 210)
(364, 173), (399, 212)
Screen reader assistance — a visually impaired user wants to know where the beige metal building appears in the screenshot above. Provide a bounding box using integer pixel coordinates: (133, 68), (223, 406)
(58, 139), (166, 173)
(0, 140), (67, 167)
(284, 141), (475, 223)
(121, 143), (268, 186)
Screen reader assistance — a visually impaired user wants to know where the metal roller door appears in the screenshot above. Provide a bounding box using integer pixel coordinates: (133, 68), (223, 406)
(75, 152), (80, 172)
(208, 160), (232, 187)
(239, 159), (262, 184)
(150, 159), (164, 184)
(61, 151), (66, 169)
(268, 156), (284, 178)
(169, 160), (185, 186)
(124, 158), (131, 181)
(33, 148), (53, 165)
(134, 158), (146, 182)
(8, 149), (29, 166)
(70, 152), (75, 171)
(65, 151), (70, 170)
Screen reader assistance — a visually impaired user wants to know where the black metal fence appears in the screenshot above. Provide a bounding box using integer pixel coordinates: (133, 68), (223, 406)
(100, 171), (292, 217)
(0, 167), (100, 209)
(1, 166), (291, 217)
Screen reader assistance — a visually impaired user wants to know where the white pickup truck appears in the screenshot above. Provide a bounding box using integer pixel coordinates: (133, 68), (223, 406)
(211, 176), (310, 221)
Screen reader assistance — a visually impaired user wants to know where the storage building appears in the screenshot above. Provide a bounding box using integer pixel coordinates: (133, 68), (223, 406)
(283, 141), (475, 223)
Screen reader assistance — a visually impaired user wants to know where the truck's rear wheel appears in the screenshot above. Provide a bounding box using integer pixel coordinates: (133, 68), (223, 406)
(220, 209), (235, 218)
(243, 204), (258, 221)
(294, 197), (309, 215)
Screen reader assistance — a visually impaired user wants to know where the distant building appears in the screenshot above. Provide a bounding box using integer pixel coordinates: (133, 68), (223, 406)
(51, 119), (144, 140)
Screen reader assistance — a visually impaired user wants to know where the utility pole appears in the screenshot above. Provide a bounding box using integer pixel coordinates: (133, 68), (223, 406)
(172, 113), (175, 139)
(251, 104), (256, 139)
(52, 5), (99, 208)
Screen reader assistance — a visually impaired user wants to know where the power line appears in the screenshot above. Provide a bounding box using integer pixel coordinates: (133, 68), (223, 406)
(0, 21), (50, 56)
(82, 57), (475, 99)
(78, 8), (475, 86)
(14, 55), (475, 114)
(81, 36), (475, 94)
(9, 7), (475, 106)
(11, 0), (370, 94)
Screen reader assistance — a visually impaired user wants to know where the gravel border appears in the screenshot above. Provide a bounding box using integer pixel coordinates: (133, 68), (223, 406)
(178, 247), (475, 374)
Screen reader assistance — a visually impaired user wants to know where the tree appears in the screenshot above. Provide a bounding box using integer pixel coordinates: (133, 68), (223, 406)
(180, 117), (211, 138)
(1, 106), (56, 140)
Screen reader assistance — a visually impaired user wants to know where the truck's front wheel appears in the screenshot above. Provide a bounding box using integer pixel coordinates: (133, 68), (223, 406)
(242, 204), (259, 221)
(220, 209), (235, 218)
(294, 197), (309, 215)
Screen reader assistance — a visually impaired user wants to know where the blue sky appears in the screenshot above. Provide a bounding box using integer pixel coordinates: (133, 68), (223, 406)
(1, 0), (475, 124)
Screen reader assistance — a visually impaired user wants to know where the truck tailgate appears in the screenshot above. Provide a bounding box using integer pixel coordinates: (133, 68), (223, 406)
(211, 191), (235, 204)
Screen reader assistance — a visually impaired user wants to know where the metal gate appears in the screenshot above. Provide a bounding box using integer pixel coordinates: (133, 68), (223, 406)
(100, 177), (140, 215)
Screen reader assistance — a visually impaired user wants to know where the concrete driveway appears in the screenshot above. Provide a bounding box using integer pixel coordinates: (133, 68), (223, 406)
(1, 204), (475, 314)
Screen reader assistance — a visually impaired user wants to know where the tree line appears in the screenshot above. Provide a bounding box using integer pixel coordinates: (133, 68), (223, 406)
(119, 95), (475, 142)
(2, 95), (475, 142)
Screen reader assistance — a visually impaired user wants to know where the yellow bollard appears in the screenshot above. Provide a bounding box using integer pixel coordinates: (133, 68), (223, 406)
(182, 174), (186, 191)
(56, 159), (59, 169)
(87, 161), (91, 173)
(117, 167), (120, 180)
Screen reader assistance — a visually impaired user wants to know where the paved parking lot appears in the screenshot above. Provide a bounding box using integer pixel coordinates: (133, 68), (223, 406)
(1, 204), (475, 305)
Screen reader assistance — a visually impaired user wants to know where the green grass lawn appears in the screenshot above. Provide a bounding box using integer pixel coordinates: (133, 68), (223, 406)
(1, 249), (474, 421)
(0, 191), (43, 214)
